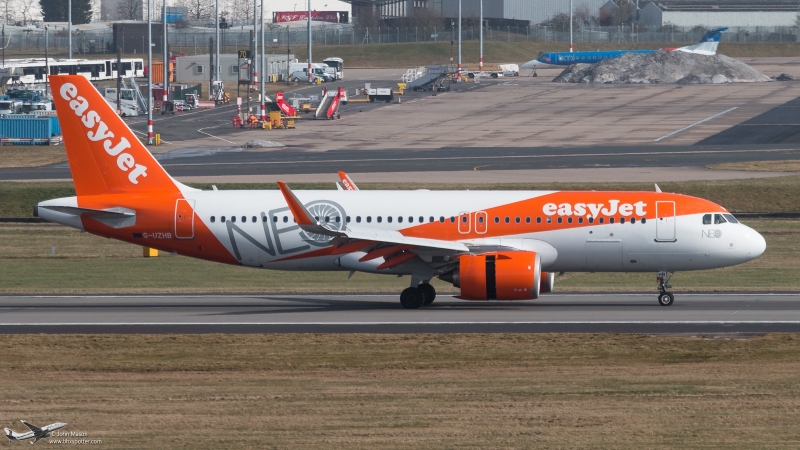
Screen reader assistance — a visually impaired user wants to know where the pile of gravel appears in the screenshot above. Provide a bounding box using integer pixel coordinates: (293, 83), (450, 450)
(553, 51), (772, 84)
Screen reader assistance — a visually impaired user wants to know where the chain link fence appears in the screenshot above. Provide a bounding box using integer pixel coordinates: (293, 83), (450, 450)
(1, 24), (797, 59)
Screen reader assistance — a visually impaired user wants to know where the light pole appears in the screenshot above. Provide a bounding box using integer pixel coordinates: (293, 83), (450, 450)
(148, 0), (153, 144)
(44, 25), (49, 95)
(457, 0), (461, 76)
(162, 0), (167, 110)
(215, 0), (219, 97)
(68, 0), (72, 58)
(569, 0), (573, 52)
(253, 0), (258, 94)
(260, 0), (265, 121)
(307, 0), (312, 83)
(479, 0), (482, 72)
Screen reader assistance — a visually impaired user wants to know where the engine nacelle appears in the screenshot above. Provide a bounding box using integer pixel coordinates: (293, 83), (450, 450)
(442, 251), (541, 300)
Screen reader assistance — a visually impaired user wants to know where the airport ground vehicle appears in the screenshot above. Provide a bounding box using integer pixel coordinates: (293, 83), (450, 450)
(36, 75), (766, 309)
(290, 71), (325, 84)
(367, 87), (393, 102)
(323, 57), (344, 80)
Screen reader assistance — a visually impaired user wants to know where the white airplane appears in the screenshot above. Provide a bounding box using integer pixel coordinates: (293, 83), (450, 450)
(5, 421), (67, 444)
(36, 75), (766, 308)
(522, 27), (728, 73)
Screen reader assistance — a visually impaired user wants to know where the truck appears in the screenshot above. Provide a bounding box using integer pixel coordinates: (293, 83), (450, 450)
(367, 87), (393, 103)
(0, 98), (23, 116)
(101, 87), (141, 116)
(467, 63), (520, 79)
(322, 57), (344, 80)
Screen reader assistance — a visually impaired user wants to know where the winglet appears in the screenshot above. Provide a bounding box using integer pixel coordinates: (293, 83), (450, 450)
(654, 183), (662, 193)
(276, 182), (316, 226)
(337, 171), (359, 191)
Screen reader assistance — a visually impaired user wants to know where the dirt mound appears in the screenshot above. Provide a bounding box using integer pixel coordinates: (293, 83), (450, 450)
(553, 51), (771, 84)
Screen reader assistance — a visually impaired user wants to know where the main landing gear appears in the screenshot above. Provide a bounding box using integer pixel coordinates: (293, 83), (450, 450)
(657, 271), (675, 306)
(400, 283), (436, 309)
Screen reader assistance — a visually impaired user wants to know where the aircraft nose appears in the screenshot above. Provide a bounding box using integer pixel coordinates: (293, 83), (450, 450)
(744, 227), (767, 260)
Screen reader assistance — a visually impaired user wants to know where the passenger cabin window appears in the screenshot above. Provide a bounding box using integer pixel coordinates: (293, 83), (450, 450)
(515, 217), (520, 224)
(440, 217), (445, 223)
(588, 217), (594, 224)
(536, 217), (542, 224)
(609, 217), (615, 224)
(429, 216), (434, 223)
(387, 216), (392, 223)
(494, 216), (500, 224)
(367, 216), (372, 223)
(231, 216), (236, 223)
(241, 216), (246, 223)
(252, 216), (257, 223)
(568, 217), (573, 224)
(221, 216), (226, 222)
(703, 214), (712, 225)
(357, 216), (362, 223)
(377, 216), (382, 223)
(526, 217), (531, 224)
(450, 216), (456, 223)
(283, 216), (288, 223)
(620, 218), (626, 224)
(557, 217), (562, 224)
(504, 217), (510, 224)
(546, 217), (552, 224)
(210, 216), (216, 223)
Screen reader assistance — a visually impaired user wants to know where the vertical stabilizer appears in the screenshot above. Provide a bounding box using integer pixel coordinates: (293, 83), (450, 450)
(49, 75), (179, 196)
(677, 27), (727, 55)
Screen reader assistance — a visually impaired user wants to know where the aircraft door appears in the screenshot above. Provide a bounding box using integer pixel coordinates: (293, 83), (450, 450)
(475, 211), (488, 234)
(656, 201), (676, 242)
(458, 212), (471, 234)
(175, 199), (195, 239)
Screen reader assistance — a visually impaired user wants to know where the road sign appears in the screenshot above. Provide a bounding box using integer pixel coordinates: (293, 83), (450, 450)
(238, 50), (251, 59)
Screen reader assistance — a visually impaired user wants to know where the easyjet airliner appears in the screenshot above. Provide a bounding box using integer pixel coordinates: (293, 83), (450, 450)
(36, 75), (765, 308)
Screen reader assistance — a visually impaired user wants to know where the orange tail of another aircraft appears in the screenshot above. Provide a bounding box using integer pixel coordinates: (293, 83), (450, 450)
(51, 75), (179, 196)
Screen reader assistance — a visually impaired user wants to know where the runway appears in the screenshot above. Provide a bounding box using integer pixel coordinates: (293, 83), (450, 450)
(2, 143), (800, 181)
(1, 293), (799, 334)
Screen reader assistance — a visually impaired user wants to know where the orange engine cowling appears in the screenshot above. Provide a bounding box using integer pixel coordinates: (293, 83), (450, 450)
(447, 251), (541, 300)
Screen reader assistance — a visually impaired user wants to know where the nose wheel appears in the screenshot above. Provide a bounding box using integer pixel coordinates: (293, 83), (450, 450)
(657, 271), (675, 306)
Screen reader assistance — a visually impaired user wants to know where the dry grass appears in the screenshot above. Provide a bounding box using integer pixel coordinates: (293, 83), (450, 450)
(0, 145), (66, 168)
(710, 160), (800, 172)
(2, 333), (800, 449)
(0, 218), (797, 294)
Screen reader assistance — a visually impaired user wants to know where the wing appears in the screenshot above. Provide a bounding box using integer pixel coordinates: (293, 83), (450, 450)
(21, 421), (42, 434)
(277, 182), (468, 270)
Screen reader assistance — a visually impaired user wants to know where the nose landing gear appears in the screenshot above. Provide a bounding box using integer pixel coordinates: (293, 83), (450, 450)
(657, 271), (674, 306)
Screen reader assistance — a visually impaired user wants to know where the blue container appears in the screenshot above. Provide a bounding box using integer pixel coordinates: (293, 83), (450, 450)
(0, 116), (62, 139)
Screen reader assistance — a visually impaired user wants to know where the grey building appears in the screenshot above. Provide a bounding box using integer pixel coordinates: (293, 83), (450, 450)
(638, 1), (800, 28)
(174, 53), (296, 84)
(342, 0), (608, 24)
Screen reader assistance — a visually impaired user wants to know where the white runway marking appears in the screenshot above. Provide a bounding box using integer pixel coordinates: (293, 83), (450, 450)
(2, 321), (800, 326)
(197, 125), (237, 144)
(653, 107), (739, 142)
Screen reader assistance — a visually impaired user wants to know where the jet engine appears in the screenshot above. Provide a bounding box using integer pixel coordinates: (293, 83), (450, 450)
(440, 251), (541, 300)
(540, 271), (555, 294)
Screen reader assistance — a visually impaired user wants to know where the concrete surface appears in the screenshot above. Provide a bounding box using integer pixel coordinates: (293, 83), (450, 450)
(2, 293), (799, 333)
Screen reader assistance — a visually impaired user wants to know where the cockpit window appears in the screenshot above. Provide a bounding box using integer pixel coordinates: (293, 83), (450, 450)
(723, 214), (739, 224)
(714, 214), (727, 224)
(703, 214), (712, 225)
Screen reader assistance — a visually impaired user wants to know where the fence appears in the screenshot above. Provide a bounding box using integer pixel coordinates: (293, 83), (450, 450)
(0, 24), (797, 59)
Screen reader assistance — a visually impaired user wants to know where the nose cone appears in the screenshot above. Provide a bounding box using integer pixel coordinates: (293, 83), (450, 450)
(744, 226), (767, 261)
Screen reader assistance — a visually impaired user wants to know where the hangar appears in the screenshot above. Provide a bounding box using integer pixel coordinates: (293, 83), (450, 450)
(637, 0), (800, 28)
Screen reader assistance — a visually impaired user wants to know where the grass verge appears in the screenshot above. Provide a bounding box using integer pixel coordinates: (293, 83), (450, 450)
(2, 176), (799, 218)
(2, 333), (800, 449)
(711, 160), (800, 172)
(0, 218), (796, 294)
(0, 145), (66, 169)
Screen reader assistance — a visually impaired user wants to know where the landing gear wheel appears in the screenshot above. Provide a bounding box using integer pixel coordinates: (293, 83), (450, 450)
(400, 287), (425, 309)
(418, 283), (436, 306)
(658, 292), (674, 306)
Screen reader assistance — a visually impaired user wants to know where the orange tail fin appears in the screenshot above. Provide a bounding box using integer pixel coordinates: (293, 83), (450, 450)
(50, 75), (178, 196)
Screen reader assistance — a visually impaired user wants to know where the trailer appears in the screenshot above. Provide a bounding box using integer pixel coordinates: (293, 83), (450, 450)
(367, 87), (393, 103)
